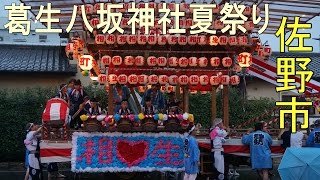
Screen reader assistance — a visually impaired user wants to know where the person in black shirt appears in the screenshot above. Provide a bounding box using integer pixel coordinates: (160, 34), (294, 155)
(278, 121), (291, 149)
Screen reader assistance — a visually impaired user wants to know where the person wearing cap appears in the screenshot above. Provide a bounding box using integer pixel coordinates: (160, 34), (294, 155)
(242, 122), (272, 180)
(141, 84), (165, 112)
(113, 83), (130, 114)
(56, 83), (70, 107)
(183, 125), (200, 180)
(291, 122), (307, 148)
(209, 118), (228, 180)
(69, 79), (87, 128)
(307, 119), (320, 148)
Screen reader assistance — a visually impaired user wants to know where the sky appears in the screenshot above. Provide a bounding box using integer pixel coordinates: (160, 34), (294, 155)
(0, 0), (319, 52)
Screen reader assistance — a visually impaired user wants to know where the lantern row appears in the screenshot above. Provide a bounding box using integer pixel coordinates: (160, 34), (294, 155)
(101, 74), (240, 86)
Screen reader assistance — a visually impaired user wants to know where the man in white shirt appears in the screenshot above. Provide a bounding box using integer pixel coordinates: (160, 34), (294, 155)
(291, 122), (307, 147)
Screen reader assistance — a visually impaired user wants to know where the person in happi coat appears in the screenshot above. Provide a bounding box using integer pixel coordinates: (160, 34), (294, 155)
(242, 122), (272, 180)
(113, 83), (130, 114)
(307, 119), (320, 148)
(69, 79), (87, 129)
(142, 96), (157, 115)
(141, 84), (165, 112)
(118, 99), (131, 115)
(87, 98), (102, 116)
(67, 79), (76, 96)
(209, 118), (228, 180)
(56, 83), (70, 106)
(184, 125), (200, 180)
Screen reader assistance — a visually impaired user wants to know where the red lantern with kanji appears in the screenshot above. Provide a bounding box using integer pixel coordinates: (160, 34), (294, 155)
(238, 52), (252, 67)
(98, 74), (107, 85)
(198, 35), (207, 45)
(179, 57), (189, 67)
(148, 74), (159, 84)
(188, 35), (198, 45)
(263, 45), (272, 57)
(85, 4), (94, 14)
(228, 36), (238, 46)
(158, 75), (169, 85)
(117, 34), (127, 45)
(210, 76), (220, 86)
(124, 56), (135, 66)
(158, 1), (164, 10)
(147, 35), (157, 45)
(212, 5), (220, 14)
(230, 75), (240, 85)
(169, 75), (178, 85)
(219, 36), (228, 45)
(189, 57), (198, 67)
(95, 34), (105, 44)
(168, 57), (178, 67)
(209, 35), (219, 46)
(179, 18), (186, 29)
(135, 56), (145, 66)
(222, 57), (232, 67)
(168, 1), (175, 11)
(178, 75), (189, 85)
(185, 18), (193, 28)
(168, 35), (178, 45)
(166, 86), (175, 93)
(255, 42), (261, 52)
(210, 57), (220, 67)
(127, 35), (137, 45)
(244, 6), (251, 16)
(198, 57), (208, 67)
(238, 36), (248, 45)
(108, 74), (118, 85)
(106, 34), (116, 44)
(180, 2), (189, 12)
(138, 34), (147, 45)
(154, 18), (161, 29)
(112, 56), (122, 66)
(178, 35), (188, 45)
(189, 75), (200, 85)
(147, 56), (157, 66)
(118, 74), (128, 84)
(157, 57), (167, 67)
(128, 74), (138, 84)
(158, 35), (167, 45)
(220, 75), (230, 85)
(90, 18), (99, 28)
(200, 75), (209, 85)
(138, 74), (148, 84)
(79, 55), (93, 70)
(244, 21), (254, 31)
(213, 20), (224, 30)
(101, 55), (112, 66)
(65, 43), (74, 56)
(93, 3), (101, 14)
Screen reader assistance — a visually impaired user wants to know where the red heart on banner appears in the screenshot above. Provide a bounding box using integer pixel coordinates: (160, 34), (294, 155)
(116, 140), (149, 167)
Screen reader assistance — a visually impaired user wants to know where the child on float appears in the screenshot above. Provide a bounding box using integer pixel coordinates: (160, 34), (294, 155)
(184, 125), (200, 180)
(118, 99), (131, 115)
(142, 96), (158, 115)
(87, 98), (102, 116)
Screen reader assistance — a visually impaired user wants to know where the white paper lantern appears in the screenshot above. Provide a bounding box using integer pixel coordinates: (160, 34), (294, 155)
(222, 57), (233, 67)
(85, 4), (94, 15)
(188, 35), (198, 45)
(168, 1), (175, 11)
(198, 57), (208, 67)
(178, 35), (188, 45)
(98, 74), (107, 85)
(244, 6), (251, 16)
(185, 18), (193, 28)
(147, 35), (157, 45)
(213, 20), (224, 30)
(138, 35), (147, 45)
(168, 57), (179, 67)
(188, 57), (198, 67)
(238, 52), (252, 67)
(158, 75), (169, 85)
(112, 56), (122, 66)
(220, 75), (230, 85)
(127, 35), (137, 45)
(169, 75), (178, 85)
(178, 75), (189, 85)
(157, 57), (167, 66)
(95, 34), (105, 44)
(166, 86), (175, 93)
(230, 75), (240, 85)
(200, 75), (209, 85)
(138, 74), (148, 84)
(117, 34), (127, 45)
(179, 57), (189, 67)
(180, 2), (189, 12)
(179, 18), (186, 29)
(79, 55), (93, 70)
(198, 35), (207, 45)
(90, 18), (99, 28)
(124, 56), (135, 66)
(210, 57), (220, 67)
(93, 3), (101, 14)
(137, 1), (145, 8)
(238, 36), (248, 45)
(228, 36), (238, 46)
(118, 74), (128, 84)
(168, 35), (178, 45)
(147, 56), (157, 66)
(128, 74), (138, 84)
(210, 76), (221, 86)
(101, 55), (112, 66)
(189, 75), (200, 85)
(105, 34), (116, 44)
(219, 36), (228, 45)
(154, 18), (162, 29)
(209, 35), (219, 46)
(108, 74), (118, 85)
(148, 74), (159, 84)
(157, 1), (165, 10)
(135, 56), (145, 66)
(158, 35), (167, 45)
(244, 21), (254, 31)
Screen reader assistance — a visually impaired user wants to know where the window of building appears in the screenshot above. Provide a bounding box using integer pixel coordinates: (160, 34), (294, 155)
(39, 35), (47, 42)
(0, 36), (3, 41)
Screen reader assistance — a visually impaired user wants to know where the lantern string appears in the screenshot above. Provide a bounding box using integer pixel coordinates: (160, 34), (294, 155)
(107, 67), (230, 72)
(97, 49), (236, 54)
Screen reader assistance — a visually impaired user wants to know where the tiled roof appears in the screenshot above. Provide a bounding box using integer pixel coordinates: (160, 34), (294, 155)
(0, 45), (77, 74)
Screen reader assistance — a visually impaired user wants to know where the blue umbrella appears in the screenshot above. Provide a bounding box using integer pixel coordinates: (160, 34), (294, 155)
(278, 148), (320, 180)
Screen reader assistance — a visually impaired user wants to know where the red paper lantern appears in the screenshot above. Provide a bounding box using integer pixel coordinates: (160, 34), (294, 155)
(244, 21), (254, 31)
(118, 3), (126, 13)
(166, 86), (175, 93)
(118, 74), (128, 84)
(128, 74), (138, 84)
(112, 56), (122, 66)
(108, 74), (118, 85)
(106, 34), (116, 44)
(210, 57), (220, 67)
(117, 34), (127, 45)
(238, 52), (252, 67)
(93, 3), (101, 14)
(244, 6), (251, 16)
(220, 75), (230, 85)
(95, 34), (105, 44)
(185, 18), (193, 28)
(228, 36), (238, 46)
(65, 43), (74, 56)
(157, 1), (164, 10)
(210, 76), (220, 86)
(158, 35), (167, 45)
(168, 2), (175, 11)
(209, 35), (219, 46)
(148, 74), (159, 84)
(212, 5), (220, 14)
(147, 35), (157, 45)
(137, 1), (145, 8)
(168, 57), (179, 67)
(219, 36), (228, 45)
(179, 18), (186, 29)
(188, 57), (198, 67)
(263, 45), (272, 57)
(180, 3), (189, 12)
(222, 57), (233, 67)
(230, 75), (240, 85)
(154, 18), (162, 29)
(138, 74), (148, 84)
(104, 3), (114, 12)
(188, 35), (198, 45)
(159, 75), (169, 85)
(124, 56), (135, 66)
(168, 35), (178, 45)
(213, 20), (224, 30)
(178, 75), (189, 85)
(179, 57), (189, 67)
(160, 86), (166, 93)
(238, 36), (248, 45)
(198, 57), (208, 67)
(178, 35), (188, 45)
(148, 1), (156, 8)
(101, 55), (112, 66)
(90, 18), (99, 28)
(147, 56), (157, 66)
(157, 57), (167, 66)
(85, 4), (94, 14)
(138, 35), (147, 45)
(200, 75), (209, 85)
(127, 35), (137, 45)
(198, 35), (207, 45)
(169, 75), (178, 85)
(189, 75), (200, 85)
(135, 56), (145, 66)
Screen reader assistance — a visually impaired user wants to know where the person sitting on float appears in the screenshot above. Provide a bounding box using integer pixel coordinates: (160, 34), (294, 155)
(168, 100), (183, 115)
(113, 83), (130, 114)
(118, 99), (131, 115)
(87, 98), (102, 116)
(142, 96), (158, 115)
(141, 84), (165, 112)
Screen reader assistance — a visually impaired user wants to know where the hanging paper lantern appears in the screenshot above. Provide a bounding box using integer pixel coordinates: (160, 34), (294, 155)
(179, 57), (189, 67)
(98, 74), (107, 85)
(112, 56), (122, 65)
(79, 55), (93, 70)
(200, 75), (209, 85)
(166, 86), (175, 93)
(210, 57), (220, 67)
(85, 4), (94, 14)
(157, 0), (165, 10)
(198, 35), (207, 45)
(154, 18), (162, 29)
(117, 74), (128, 84)
(104, 3), (114, 12)
(263, 45), (272, 57)
(137, 0), (145, 8)
(179, 18), (186, 29)
(210, 76), (221, 85)
(213, 20), (224, 30)
(108, 74), (118, 85)
(157, 57), (167, 67)
(178, 75), (189, 85)
(65, 43), (74, 56)
(189, 75), (200, 85)
(178, 35), (188, 45)
(128, 74), (138, 84)
(244, 6), (251, 16)
(135, 56), (145, 66)
(105, 34), (116, 44)
(188, 35), (198, 45)
(124, 56), (135, 66)
(180, 2), (189, 12)
(90, 18), (99, 28)
(168, 57), (179, 67)
(168, 35), (178, 45)
(168, 1), (176, 11)
(138, 74), (148, 84)
(95, 34), (105, 44)
(230, 75), (240, 85)
(101, 55), (112, 66)
(147, 35), (157, 45)
(169, 75), (179, 85)
(244, 21), (254, 31)
(147, 56), (157, 66)
(220, 75), (230, 85)
(219, 36), (228, 45)
(238, 52), (252, 68)
(185, 18), (193, 28)
(212, 4), (220, 14)
(222, 57), (232, 67)
(159, 75), (169, 85)
(238, 36), (248, 45)
(198, 57), (208, 67)
(93, 3), (101, 14)
(158, 35), (167, 45)
(228, 36), (238, 46)
(183, 112), (189, 120)
(188, 57), (198, 67)
(160, 86), (166, 93)
(138, 34), (147, 45)
(148, 74), (159, 84)
(126, 35), (137, 45)
(117, 34), (127, 45)
(209, 35), (219, 46)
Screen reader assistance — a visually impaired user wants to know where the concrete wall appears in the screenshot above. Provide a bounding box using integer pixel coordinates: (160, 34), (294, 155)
(246, 78), (279, 100)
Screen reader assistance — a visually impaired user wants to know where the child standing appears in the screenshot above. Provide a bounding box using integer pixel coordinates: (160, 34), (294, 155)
(184, 125), (200, 180)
